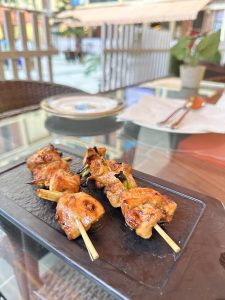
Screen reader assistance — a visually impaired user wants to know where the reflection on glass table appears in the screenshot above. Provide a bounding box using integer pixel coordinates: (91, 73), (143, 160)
(0, 216), (115, 300)
(45, 115), (124, 137)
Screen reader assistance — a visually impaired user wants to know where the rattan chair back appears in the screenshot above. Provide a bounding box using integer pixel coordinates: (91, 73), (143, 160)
(0, 81), (82, 114)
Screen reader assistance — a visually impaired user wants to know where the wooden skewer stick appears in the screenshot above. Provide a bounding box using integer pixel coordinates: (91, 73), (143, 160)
(154, 224), (180, 253)
(36, 189), (62, 202)
(75, 218), (99, 261)
(37, 189), (100, 260)
(37, 192), (180, 254)
(63, 156), (72, 161)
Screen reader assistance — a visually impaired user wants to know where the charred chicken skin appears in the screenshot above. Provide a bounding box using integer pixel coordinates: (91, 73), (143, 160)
(120, 188), (177, 223)
(91, 171), (126, 207)
(82, 146), (106, 166)
(49, 169), (80, 193)
(84, 147), (137, 189)
(28, 145), (105, 242)
(27, 144), (62, 172)
(107, 160), (137, 189)
(83, 147), (177, 239)
(121, 198), (163, 239)
(28, 145), (80, 192)
(87, 154), (137, 200)
(56, 192), (105, 240)
(32, 160), (69, 187)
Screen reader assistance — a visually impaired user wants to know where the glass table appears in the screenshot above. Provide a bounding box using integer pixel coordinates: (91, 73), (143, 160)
(0, 79), (225, 300)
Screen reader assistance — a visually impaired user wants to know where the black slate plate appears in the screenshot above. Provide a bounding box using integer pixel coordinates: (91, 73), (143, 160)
(0, 146), (207, 299)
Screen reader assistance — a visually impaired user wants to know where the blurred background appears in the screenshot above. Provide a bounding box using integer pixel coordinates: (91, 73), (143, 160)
(0, 0), (224, 93)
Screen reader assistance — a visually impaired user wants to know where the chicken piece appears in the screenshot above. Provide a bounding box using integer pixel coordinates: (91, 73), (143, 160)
(49, 169), (80, 193)
(32, 160), (69, 187)
(56, 192), (105, 240)
(89, 158), (137, 191)
(121, 197), (163, 239)
(88, 158), (112, 190)
(120, 187), (177, 222)
(90, 170), (126, 207)
(27, 144), (62, 172)
(89, 158), (110, 177)
(108, 160), (137, 189)
(83, 147), (106, 166)
(85, 148), (137, 190)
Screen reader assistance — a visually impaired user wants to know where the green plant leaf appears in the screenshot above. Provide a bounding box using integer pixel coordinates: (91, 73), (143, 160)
(207, 49), (221, 64)
(84, 55), (101, 76)
(196, 30), (220, 60)
(170, 36), (190, 61)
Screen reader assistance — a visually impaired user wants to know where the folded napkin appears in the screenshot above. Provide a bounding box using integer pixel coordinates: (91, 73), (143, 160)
(119, 96), (225, 133)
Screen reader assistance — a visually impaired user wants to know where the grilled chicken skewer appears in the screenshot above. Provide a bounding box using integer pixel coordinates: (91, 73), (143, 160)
(37, 190), (104, 261)
(32, 160), (69, 186)
(121, 187), (177, 223)
(49, 169), (80, 193)
(37, 190), (104, 238)
(83, 147), (180, 252)
(27, 145), (105, 260)
(83, 147), (137, 207)
(27, 144), (63, 172)
(27, 145), (80, 192)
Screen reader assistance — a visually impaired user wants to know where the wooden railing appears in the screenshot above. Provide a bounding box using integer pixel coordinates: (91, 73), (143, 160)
(0, 8), (57, 81)
(100, 24), (171, 91)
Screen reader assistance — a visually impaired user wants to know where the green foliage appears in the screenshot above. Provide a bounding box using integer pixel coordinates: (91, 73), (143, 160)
(63, 27), (85, 38)
(196, 31), (220, 60)
(53, 26), (85, 38)
(170, 31), (221, 67)
(170, 36), (190, 61)
(84, 55), (101, 76)
(169, 55), (182, 76)
(207, 50), (221, 64)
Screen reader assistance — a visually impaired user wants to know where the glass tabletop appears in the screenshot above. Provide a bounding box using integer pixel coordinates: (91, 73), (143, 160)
(0, 79), (225, 300)
(0, 79), (225, 202)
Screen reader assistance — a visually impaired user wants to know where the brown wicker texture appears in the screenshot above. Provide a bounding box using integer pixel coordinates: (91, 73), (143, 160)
(0, 80), (83, 114)
(203, 62), (225, 82)
(206, 75), (225, 83)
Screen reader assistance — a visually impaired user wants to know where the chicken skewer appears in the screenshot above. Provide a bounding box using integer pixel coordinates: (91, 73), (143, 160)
(27, 144), (63, 172)
(28, 145), (180, 253)
(27, 145), (104, 261)
(37, 189), (104, 261)
(27, 145), (80, 191)
(83, 147), (180, 253)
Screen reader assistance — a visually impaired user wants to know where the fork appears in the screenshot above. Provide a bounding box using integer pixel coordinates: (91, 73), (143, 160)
(158, 97), (194, 126)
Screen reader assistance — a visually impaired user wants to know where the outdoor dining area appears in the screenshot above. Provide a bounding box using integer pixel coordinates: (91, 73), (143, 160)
(0, 0), (225, 300)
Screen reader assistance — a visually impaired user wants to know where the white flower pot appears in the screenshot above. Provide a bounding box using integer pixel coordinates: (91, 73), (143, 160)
(180, 65), (206, 89)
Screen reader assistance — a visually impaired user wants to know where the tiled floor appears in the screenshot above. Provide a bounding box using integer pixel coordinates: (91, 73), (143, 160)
(0, 251), (62, 300)
(0, 246), (117, 300)
(38, 252), (61, 278)
(0, 226), (61, 300)
(0, 258), (22, 300)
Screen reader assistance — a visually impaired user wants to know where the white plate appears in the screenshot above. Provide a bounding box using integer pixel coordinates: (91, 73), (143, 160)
(133, 121), (209, 134)
(41, 95), (124, 119)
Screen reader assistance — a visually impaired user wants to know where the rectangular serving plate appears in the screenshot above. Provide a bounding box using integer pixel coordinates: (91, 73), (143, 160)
(0, 147), (206, 299)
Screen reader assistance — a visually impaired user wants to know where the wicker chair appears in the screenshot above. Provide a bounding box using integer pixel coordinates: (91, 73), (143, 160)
(203, 62), (225, 83)
(0, 80), (83, 117)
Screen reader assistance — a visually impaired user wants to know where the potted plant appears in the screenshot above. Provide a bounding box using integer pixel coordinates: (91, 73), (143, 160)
(170, 31), (221, 88)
